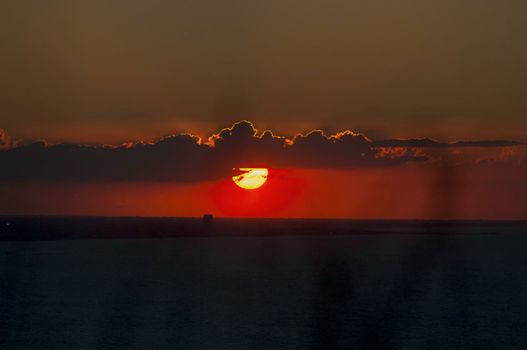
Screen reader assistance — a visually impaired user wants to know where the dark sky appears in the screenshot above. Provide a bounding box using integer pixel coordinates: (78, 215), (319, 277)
(2, 0), (527, 143)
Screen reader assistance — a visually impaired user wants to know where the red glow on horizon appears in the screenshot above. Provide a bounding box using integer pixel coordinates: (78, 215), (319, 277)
(210, 168), (306, 217)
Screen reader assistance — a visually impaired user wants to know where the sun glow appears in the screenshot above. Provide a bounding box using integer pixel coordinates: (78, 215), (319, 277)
(232, 168), (269, 190)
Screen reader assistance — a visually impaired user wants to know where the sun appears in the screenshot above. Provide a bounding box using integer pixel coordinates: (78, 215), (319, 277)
(232, 168), (268, 190)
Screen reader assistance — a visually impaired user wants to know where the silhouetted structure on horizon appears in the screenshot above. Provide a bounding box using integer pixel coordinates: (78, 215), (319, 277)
(203, 214), (213, 226)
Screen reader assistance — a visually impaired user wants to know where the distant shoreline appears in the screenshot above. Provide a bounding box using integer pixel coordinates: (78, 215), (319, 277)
(0, 216), (523, 241)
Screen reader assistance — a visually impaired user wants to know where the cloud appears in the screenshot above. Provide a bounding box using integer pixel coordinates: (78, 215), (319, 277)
(476, 147), (527, 167)
(0, 129), (13, 150)
(372, 138), (526, 148)
(0, 121), (524, 183)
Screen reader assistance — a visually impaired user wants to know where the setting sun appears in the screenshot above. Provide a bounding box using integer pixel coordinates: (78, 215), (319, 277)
(232, 168), (268, 190)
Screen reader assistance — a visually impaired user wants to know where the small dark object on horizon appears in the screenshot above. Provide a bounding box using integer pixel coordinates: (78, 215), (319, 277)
(203, 214), (213, 226)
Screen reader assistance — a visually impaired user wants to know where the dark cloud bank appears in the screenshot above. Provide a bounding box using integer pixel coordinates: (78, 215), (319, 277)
(0, 122), (524, 183)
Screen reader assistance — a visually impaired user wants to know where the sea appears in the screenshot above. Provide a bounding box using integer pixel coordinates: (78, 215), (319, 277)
(1, 218), (526, 349)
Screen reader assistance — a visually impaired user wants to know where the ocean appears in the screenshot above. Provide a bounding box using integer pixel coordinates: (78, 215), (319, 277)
(1, 218), (526, 349)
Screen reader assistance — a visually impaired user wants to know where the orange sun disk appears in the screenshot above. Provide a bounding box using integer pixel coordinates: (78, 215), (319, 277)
(232, 168), (269, 190)
(210, 168), (306, 217)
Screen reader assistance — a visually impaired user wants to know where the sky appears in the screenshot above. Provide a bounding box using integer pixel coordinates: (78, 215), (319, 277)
(1, 1), (527, 218)
(2, 0), (527, 142)
(1, 121), (526, 219)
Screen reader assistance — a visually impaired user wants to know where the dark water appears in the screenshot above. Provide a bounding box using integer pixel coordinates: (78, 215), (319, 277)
(1, 228), (527, 349)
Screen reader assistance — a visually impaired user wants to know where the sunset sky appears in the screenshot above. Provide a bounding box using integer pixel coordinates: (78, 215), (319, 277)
(1, 0), (526, 218)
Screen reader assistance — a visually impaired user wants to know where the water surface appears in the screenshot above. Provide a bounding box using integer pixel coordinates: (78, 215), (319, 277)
(1, 228), (527, 349)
